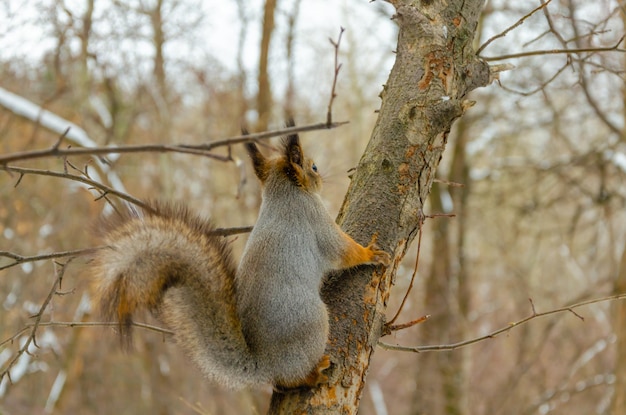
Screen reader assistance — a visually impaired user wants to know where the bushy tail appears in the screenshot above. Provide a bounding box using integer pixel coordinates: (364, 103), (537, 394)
(92, 202), (266, 388)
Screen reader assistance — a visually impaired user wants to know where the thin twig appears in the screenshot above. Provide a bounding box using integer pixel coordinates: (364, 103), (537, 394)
(186, 122), (347, 150)
(433, 178), (465, 187)
(387, 211), (425, 326)
(326, 27), (345, 126)
(0, 248), (97, 271)
(528, 297), (537, 315)
(385, 314), (430, 333)
(386, 211), (456, 327)
(425, 212), (456, 219)
(0, 261), (67, 382)
(2, 163), (257, 236)
(0, 121), (348, 165)
(0, 224), (253, 272)
(497, 62), (569, 96)
(477, 0), (553, 55)
(481, 36), (625, 61)
(51, 127), (70, 150)
(1, 165), (154, 213)
(0, 321), (174, 348)
(0, 142), (227, 165)
(378, 293), (626, 353)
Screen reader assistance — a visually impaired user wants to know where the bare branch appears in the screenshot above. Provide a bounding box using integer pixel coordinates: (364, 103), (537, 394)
(0, 227), (252, 273)
(0, 142), (230, 165)
(0, 248), (97, 271)
(387, 211), (425, 326)
(1, 165), (154, 213)
(482, 36), (626, 61)
(497, 62), (569, 96)
(477, 0), (553, 55)
(379, 293), (626, 353)
(385, 314), (430, 334)
(0, 321), (174, 348)
(570, 23), (624, 136)
(432, 178), (465, 187)
(51, 127), (71, 150)
(0, 261), (68, 383)
(0, 121), (348, 165)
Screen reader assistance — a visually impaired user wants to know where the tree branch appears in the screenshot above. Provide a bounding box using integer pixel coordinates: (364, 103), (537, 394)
(1, 164), (154, 213)
(481, 36), (625, 61)
(0, 121), (348, 165)
(0, 261), (68, 383)
(378, 293), (626, 353)
(386, 210), (425, 326)
(0, 248), (97, 271)
(477, 0), (553, 55)
(0, 321), (174, 349)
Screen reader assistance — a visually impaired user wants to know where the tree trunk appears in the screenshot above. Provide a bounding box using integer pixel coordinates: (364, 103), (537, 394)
(412, 115), (472, 415)
(283, 0), (301, 117)
(611, 21), (626, 409)
(151, 0), (167, 103)
(234, 0), (250, 124)
(268, 1), (489, 413)
(77, 0), (94, 109)
(611, 11), (626, 411)
(612, 247), (626, 413)
(256, 0), (277, 131)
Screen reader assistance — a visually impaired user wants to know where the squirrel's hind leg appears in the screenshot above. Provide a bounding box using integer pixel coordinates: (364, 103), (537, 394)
(273, 354), (331, 392)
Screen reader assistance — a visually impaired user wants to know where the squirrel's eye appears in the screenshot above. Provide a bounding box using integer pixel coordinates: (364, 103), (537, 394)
(312, 164), (318, 173)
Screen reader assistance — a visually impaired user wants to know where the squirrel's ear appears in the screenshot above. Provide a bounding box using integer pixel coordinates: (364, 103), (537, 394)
(283, 119), (304, 167)
(243, 129), (269, 182)
(284, 134), (303, 167)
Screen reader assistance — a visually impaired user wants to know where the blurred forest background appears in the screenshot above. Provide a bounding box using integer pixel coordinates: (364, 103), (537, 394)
(1, 0), (626, 414)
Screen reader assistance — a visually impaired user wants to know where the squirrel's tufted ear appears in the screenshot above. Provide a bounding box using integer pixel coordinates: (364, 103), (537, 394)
(284, 134), (303, 167)
(243, 128), (270, 182)
(283, 119), (303, 167)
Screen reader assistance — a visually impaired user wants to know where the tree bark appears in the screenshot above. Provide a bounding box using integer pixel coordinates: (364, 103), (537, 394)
(268, 0), (489, 413)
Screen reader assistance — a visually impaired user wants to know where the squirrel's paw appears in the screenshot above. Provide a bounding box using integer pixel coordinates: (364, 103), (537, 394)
(371, 249), (391, 267)
(367, 233), (391, 267)
(301, 354), (331, 387)
(274, 355), (331, 392)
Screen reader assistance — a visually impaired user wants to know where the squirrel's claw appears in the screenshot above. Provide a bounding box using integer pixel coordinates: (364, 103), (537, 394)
(366, 233), (391, 267)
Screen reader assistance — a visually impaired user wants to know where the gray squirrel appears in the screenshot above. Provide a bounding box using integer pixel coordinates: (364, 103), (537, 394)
(92, 129), (391, 389)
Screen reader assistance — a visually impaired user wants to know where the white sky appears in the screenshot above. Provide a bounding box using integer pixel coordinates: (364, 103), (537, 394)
(0, 0), (397, 101)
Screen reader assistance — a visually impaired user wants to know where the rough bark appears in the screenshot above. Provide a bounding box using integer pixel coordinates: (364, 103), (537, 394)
(268, 1), (489, 413)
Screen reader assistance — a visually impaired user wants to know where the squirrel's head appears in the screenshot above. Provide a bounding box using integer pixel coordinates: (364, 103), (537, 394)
(244, 124), (322, 194)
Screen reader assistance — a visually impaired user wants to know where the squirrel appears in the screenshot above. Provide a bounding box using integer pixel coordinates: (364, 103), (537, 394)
(92, 128), (391, 390)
